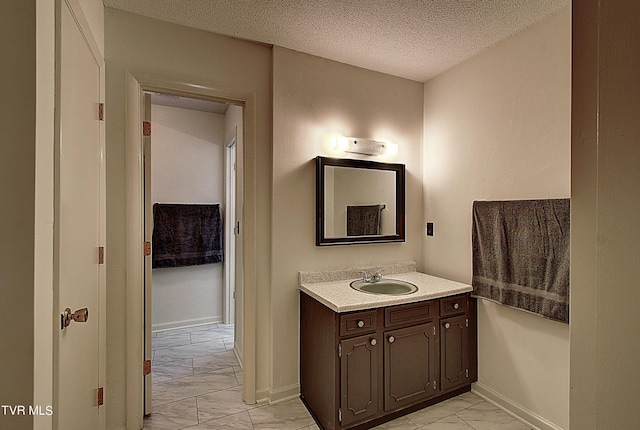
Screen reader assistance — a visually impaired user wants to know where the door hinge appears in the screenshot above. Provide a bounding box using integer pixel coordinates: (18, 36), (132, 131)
(466, 318), (469, 327)
(338, 344), (342, 358)
(433, 380), (437, 390)
(144, 241), (151, 256)
(234, 221), (240, 235)
(466, 369), (469, 378)
(338, 408), (342, 423)
(97, 387), (104, 406)
(143, 121), (151, 136)
(143, 359), (152, 376)
(98, 103), (104, 121)
(433, 326), (436, 336)
(98, 246), (104, 264)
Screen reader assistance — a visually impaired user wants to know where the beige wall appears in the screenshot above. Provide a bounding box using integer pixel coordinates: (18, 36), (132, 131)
(151, 105), (226, 330)
(423, 7), (571, 429)
(571, 2), (640, 429)
(105, 9), (272, 427)
(0, 2), (37, 429)
(272, 46), (424, 400)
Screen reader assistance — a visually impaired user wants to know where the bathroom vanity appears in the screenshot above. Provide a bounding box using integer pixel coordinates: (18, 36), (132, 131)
(300, 267), (477, 430)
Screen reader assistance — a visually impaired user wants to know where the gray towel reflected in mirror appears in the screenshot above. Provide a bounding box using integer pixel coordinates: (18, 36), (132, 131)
(346, 204), (384, 236)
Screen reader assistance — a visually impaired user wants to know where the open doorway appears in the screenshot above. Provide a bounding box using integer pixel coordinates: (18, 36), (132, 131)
(142, 92), (244, 420)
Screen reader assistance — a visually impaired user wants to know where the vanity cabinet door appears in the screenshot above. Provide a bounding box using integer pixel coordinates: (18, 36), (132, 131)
(384, 322), (439, 411)
(440, 314), (470, 391)
(340, 333), (381, 427)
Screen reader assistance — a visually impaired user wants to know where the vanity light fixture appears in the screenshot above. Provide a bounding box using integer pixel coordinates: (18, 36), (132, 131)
(335, 136), (388, 156)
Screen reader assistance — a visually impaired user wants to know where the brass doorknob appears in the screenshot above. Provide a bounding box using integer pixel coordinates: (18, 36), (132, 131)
(61, 307), (89, 330)
(72, 307), (89, 322)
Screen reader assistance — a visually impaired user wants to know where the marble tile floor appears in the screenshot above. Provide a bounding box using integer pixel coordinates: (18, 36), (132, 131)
(145, 323), (534, 430)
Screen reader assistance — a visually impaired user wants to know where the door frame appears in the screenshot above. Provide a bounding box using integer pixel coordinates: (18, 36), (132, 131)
(124, 72), (258, 430)
(224, 133), (237, 325)
(142, 93), (152, 416)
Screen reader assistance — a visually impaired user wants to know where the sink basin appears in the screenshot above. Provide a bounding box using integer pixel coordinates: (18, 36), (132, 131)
(350, 279), (418, 295)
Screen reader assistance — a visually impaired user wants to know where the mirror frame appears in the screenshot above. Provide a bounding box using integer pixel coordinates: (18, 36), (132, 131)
(316, 156), (405, 246)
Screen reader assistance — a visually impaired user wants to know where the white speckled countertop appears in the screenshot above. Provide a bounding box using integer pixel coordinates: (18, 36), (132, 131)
(299, 263), (472, 313)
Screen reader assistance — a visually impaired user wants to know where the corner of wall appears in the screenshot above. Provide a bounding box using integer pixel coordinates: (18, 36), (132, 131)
(422, 6), (571, 429)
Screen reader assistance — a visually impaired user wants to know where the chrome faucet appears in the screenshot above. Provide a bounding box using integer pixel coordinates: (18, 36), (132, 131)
(361, 269), (384, 283)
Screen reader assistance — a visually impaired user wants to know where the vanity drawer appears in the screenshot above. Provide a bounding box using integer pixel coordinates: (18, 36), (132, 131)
(440, 294), (468, 317)
(340, 310), (378, 337)
(385, 301), (438, 328)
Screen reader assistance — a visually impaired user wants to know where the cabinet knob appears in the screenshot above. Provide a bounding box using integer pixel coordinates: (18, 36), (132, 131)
(388, 336), (395, 343)
(453, 303), (460, 310)
(370, 338), (377, 346)
(444, 322), (451, 329)
(357, 320), (365, 328)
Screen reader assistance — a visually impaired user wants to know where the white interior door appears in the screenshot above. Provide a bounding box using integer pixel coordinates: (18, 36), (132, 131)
(56, 2), (105, 429)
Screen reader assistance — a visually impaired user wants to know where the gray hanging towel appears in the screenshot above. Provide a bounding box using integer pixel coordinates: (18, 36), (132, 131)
(471, 199), (570, 323)
(347, 204), (383, 236)
(152, 203), (224, 268)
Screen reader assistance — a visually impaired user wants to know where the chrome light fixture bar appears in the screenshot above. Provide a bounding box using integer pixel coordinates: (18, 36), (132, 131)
(336, 136), (387, 156)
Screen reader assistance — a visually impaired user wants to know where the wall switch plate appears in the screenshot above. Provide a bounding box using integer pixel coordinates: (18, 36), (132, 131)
(426, 222), (434, 236)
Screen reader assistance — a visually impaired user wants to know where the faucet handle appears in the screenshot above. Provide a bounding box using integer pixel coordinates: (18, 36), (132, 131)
(361, 271), (372, 282)
(373, 269), (385, 282)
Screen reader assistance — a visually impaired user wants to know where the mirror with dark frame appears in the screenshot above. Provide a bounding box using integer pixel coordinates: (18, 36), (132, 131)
(316, 156), (405, 246)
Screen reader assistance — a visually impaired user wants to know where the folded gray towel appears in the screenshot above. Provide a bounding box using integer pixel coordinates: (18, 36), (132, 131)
(472, 199), (570, 323)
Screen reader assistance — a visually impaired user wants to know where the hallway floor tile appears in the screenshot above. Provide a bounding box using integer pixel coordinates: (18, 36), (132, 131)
(145, 324), (534, 430)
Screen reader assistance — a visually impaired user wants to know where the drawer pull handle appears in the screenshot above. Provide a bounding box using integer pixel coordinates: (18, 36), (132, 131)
(388, 336), (395, 343)
(370, 338), (377, 346)
(444, 322), (451, 329)
(357, 320), (365, 328)
(453, 303), (460, 310)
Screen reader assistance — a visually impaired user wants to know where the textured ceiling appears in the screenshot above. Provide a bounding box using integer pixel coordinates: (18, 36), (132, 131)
(103, 0), (568, 82)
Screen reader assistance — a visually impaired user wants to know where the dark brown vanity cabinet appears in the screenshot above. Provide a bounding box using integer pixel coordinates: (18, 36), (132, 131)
(339, 333), (380, 426)
(382, 301), (440, 411)
(383, 322), (438, 410)
(440, 295), (472, 391)
(300, 292), (477, 430)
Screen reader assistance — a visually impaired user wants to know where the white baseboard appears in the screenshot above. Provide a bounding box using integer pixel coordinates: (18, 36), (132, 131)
(267, 383), (301, 405)
(152, 316), (221, 332)
(472, 382), (565, 430)
(254, 384), (300, 405)
(255, 388), (270, 404)
(233, 346), (243, 368)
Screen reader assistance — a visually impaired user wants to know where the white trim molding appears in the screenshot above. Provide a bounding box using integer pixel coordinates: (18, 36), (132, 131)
(472, 383), (565, 430)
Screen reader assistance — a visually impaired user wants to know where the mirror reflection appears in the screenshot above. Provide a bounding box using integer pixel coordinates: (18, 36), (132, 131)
(316, 156), (405, 246)
(324, 166), (396, 237)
